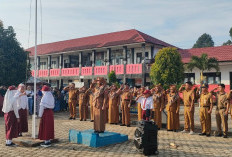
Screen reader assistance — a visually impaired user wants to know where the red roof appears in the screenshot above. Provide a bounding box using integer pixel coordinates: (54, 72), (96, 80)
(27, 29), (175, 56)
(181, 45), (232, 63)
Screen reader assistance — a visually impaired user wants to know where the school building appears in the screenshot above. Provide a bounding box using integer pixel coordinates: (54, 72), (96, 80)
(26, 29), (232, 90)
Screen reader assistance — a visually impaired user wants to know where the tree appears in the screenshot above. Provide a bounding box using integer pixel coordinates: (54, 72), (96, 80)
(0, 20), (3, 27)
(150, 47), (184, 88)
(222, 27), (232, 45)
(108, 71), (117, 85)
(187, 53), (219, 83)
(193, 33), (214, 48)
(0, 25), (28, 86)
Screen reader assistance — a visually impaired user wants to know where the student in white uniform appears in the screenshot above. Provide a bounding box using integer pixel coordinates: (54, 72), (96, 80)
(14, 84), (29, 136)
(2, 86), (19, 146)
(136, 90), (154, 121)
(38, 85), (55, 147)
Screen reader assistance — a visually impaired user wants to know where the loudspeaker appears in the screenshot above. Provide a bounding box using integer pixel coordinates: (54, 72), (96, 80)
(134, 120), (158, 156)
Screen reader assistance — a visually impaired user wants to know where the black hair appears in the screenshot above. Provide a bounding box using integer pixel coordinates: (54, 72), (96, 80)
(219, 84), (225, 88)
(185, 81), (193, 86)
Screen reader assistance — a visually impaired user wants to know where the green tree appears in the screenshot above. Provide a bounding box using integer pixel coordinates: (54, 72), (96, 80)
(222, 27), (232, 45)
(187, 53), (219, 83)
(108, 71), (117, 85)
(193, 33), (214, 48)
(150, 47), (184, 88)
(0, 25), (28, 86)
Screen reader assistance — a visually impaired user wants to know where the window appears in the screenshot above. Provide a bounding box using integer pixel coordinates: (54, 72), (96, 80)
(127, 50), (131, 64)
(111, 49), (123, 65)
(95, 52), (104, 66)
(51, 61), (56, 69)
(203, 72), (221, 84)
(145, 52), (149, 59)
(64, 59), (70, 68)
(136, 53), (142, 63)
(184, 73), (195, 84)
(40, 62), (47, 69)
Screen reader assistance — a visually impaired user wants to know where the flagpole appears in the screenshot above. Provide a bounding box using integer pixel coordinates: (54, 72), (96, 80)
(32, 0), (38, 139)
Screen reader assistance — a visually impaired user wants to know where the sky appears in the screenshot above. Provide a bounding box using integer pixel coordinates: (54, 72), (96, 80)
(0, 0), (232, 49)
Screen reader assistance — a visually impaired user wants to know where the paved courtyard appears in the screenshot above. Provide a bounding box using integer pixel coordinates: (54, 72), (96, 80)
(1, 107), (232, 157)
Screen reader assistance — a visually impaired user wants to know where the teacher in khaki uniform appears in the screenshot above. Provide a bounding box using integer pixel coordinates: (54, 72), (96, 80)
(151, 85), (164, 129)
(212, 84), (230, 138)
(117, 83), (132, 127)
(179, 81), (195, 135)
(64, 83), (79, 120)
(196, 84), (213, 137)
(78, 87), (88, 121)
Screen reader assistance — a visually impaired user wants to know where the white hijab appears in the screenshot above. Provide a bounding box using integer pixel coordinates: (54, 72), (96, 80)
(40, 91), (55, 109)
(2, 89), (17, 113)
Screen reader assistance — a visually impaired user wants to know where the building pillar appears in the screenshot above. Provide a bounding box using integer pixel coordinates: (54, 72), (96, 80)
(69, 55), (72, 68)
(106, 48), (111, 80)
(123, 46), (127, 84)
(79, 52), (82, 78)
(48, 55), (51, 76)
(59, 54), (63, 76)
(141, 44), (146, 86)
(92, 50), (96, 78)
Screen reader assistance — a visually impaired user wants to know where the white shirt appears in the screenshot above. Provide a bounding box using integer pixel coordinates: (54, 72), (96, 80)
(14, 91), (29, 110)
(137, 96), (154, 110)
(2, 90), (19, 118)
(26, 90), (34, 99)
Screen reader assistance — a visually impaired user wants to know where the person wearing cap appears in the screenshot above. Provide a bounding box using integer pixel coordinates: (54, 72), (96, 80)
(2, 86), (19, 146)
(14, 84), (29, 136)
(78, 86), (88, 121)
(179, 81), (195, 135)
(86, 77), (107, 133)
(151, 85), (164, 129)
(211, 84), (229, 138)
(134, 87), (145, 121)
(117, 83), (133, 127)
(136, 89), (153, 121)
(64, 83), (79, 120)
(166, 85), (180, 131)
(108, 84), (120, 124)
(38, 85), (55, 147)
(195, 83), (213, 137)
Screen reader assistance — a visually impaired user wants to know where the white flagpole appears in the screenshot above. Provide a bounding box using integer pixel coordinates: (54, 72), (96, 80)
(32, 0), (38, 139)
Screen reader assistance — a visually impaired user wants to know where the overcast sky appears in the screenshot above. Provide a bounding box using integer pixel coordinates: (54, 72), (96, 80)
(0, 0), (232, 49)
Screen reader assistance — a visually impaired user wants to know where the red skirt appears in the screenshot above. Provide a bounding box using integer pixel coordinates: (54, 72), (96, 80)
(18, 109), (28, 133)
(38, 109), (54, 140)
(4, 111), (18, 139)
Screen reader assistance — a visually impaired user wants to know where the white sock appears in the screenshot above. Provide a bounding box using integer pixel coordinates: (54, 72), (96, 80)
(45, 140), (50, 144)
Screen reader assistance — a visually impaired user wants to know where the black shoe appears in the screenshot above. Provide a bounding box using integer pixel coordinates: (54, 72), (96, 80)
(90, 120), (94, 122)
(114, 123), (118, 125)
(6, 143), (16, 147)
(41, 142), (51, 147)
(94, 131), (99, 134)
(167, 130), (173, 132)
(215, 133), (223, 137)
(120, 124), (126, 126)
(69, 117), (73, 120)
(80, 119), (83, 121)
(73, 117), (76, 120)
(127, 125), (130, 127)
(158, 128), (161, 130)
(84, 119), (86, 121)
(206, 134), (210, 137)
(18, 134), (22, 137)
(223, 135), (228, 138)
(199, 133), (206, 136)
(99, 131), (104, 133)
(173, 130), (177, 132)
(110, 123), (114, 124)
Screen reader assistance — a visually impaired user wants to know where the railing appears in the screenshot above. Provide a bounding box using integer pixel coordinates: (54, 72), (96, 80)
(32, 64), (143, 77)
(94, 66), (107, 75)
(39, 70), (49, 77)
(61, 68), (79, 76)
(110, 65), (124, 74)
(50, 69), (60, 77)
(81, 67), (92, 76)
(126, 64), (142, 74)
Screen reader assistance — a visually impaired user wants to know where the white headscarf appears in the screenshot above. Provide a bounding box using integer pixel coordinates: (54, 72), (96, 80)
(40, 91), (55, 109)
(18, 83), (25, 91)
(2, 89), (17, 113)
